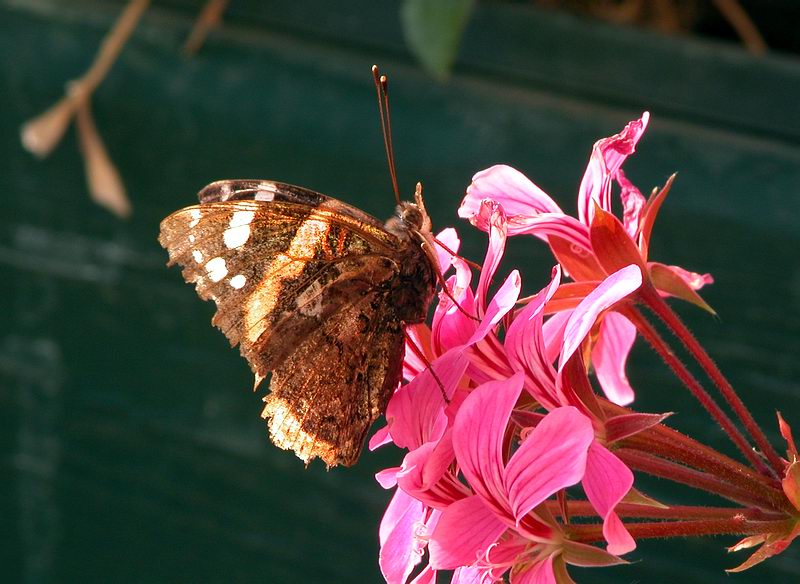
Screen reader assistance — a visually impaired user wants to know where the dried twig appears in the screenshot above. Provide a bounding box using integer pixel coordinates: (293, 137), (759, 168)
(76, 97), (131, 218)
(20, 0), (149, 217)
(711, 0), (767, 55)
(183, 0), (230, 55)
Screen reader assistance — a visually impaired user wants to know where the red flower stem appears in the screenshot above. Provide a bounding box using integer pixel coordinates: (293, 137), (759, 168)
(621, 436), (793, 515)
(622, 424), (779, 493)
(546, 500), (782, 521)
(602, 400), (776, 493)
(567, 517), (793, 543)
(638, 285), (785, 475)
(615, 448), (786, 512)
(622, 305), (770, 474)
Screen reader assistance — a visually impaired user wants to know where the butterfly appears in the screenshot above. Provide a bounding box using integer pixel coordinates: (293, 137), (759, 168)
(158, 177), (440, 467)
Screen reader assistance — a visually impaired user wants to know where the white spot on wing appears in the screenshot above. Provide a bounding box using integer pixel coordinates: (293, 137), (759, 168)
(224, 225), (250, 249)
(192, 250), (204, 263)
(223, 210), (254, 249)
(188, 208), (202, 228)
(230, 274), (246, 289)
(205, 256), (228, 282)
(188, 234), (196, 243)
(255, 182), (278, 201)
(230, 210), (255, 227)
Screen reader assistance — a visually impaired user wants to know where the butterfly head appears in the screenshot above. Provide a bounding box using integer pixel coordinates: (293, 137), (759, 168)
(391, 181), (433, 234)
(395, 201), (427, 230)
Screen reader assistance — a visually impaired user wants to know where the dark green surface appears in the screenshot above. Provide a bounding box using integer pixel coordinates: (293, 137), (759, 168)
(2, 1), (799, 582)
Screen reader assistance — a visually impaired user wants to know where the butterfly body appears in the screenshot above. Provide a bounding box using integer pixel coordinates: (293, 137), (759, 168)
(159, 180), (437, 467)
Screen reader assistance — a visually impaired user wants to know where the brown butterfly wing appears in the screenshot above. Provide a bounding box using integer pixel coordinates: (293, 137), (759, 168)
(263, 288), (405, 466)
(158, 180), (431, 466)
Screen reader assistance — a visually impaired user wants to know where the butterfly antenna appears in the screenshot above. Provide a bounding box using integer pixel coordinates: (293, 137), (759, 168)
(372, 65), (401, 205)
(403, 329), (450, 404)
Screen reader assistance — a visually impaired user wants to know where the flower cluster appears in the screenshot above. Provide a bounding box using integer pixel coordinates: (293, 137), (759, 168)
(373, 115), (799, 583)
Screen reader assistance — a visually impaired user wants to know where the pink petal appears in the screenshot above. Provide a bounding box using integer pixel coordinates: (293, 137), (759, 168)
(369, 424), (393, 451)
(433, 227), (461, 273)
(379, 488), (427, 584)
(468, 270), (521, 346)
(661, 263), (714, 291)
(504, 406), (594, 521)
(387, 348), (470, 450)
(462, 164), (562, 218)
(451, 566), (488, 584)
(476, 201), (508, 310)
(410, 566), (437, 584)
(432, 265), (477, 353)
(376, 466), (402, 489)
(459, 166), (592, 249)
(465, 336), (516, 387)
(453, 373), (526, 513)
(578, 113), (650, 226)
(513, 213), (592, 250)
(559, 265), (643, 369)
(397, 434), (469, 509)
(542, 311), (570, 365)
(505, 267), (561, 406)
(591, 312), (637, 406)
(511, 554), (556, 584)
(617, 169), (645, 240)
(583, 442), (636, 555)
(403, 324), (431, 381)
(429, 495), (507, 570)
(600, 512), (635, 556)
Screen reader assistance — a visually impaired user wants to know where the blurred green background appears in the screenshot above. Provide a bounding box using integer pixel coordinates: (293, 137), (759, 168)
(2, 0), (799, 582)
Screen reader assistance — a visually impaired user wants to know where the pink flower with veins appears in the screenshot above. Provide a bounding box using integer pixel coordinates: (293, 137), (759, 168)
(506, 264), (640, 557)
(374, 216), (523, 584)
(459, 113), (713, 405)
(428, 374), (626, 583)
(371, 115), (795, 584)
(375, 200), (644, 583)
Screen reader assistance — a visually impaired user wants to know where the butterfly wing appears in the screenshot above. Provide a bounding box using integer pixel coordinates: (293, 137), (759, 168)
(264, 287), (405, 466)
(158, 180), (423, 466)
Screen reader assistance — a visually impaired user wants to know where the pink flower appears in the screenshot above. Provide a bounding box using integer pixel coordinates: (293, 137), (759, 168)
(427, 373), (623, 583)
(376, 208), (638, 583)
(375, 216), (522, 584)
(504, 264), (640, 554)
(459, 114), (713, 405)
